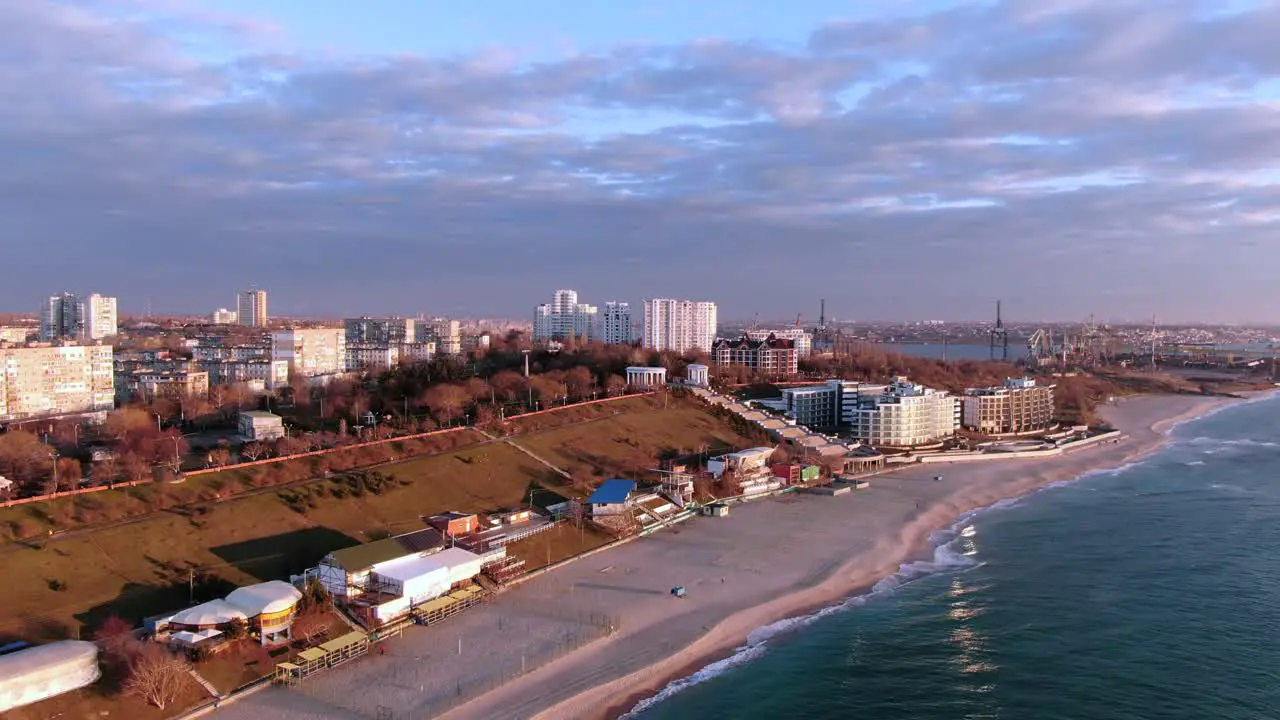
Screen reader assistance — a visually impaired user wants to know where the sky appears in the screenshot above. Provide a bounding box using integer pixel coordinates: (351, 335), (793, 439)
(3, 0), (1279, 323)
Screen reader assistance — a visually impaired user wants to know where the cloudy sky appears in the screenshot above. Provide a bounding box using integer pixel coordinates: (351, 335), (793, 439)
(3, 0), (1278, 323)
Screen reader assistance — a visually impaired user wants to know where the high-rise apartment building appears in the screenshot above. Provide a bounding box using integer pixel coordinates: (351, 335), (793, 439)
(271, 328), (346, 377)
(533, 289), (598, 343)
(0, 344), (114, 421)
(237, 290), (269, 328)
(82, 294), (118, 340)
(962, 377), (1056, 434)
(642, 298), (717, 353)
(345, 317), (416, 345)
(41, 293), (83, 341)
(211, 308), (238, 324)
(847, 377), (960, 447)
(601, 302), (633, 345)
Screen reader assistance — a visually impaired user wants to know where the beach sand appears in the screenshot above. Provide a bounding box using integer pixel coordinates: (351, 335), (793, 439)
(212, 393), (1235, 720)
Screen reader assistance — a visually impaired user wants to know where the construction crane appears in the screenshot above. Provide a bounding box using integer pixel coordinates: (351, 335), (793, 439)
(989, 300), (1009, 361)
(1027, 328), (1052, 362)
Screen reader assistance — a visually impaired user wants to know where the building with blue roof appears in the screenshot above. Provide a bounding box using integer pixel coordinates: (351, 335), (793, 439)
(589, 479), (637, 517)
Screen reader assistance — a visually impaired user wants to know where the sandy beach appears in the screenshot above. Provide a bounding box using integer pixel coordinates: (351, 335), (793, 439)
(212, 393), (1238, 720)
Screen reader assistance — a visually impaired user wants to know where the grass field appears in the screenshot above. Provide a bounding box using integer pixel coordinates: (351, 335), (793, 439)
(1, 395), (752, 639)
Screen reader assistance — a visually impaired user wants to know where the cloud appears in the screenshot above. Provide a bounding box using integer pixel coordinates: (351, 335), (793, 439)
(1, 0), (1279, 322)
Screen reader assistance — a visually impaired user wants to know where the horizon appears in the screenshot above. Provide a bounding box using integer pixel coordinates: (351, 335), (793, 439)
(3, 2), (1278, 323)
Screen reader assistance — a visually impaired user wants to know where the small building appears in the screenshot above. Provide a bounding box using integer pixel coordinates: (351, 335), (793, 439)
(238, 410), (285, 442)
(685, 363), (710, 387)
(0, 641), (101, 713)
(703, 503), (730, 517)
(315, 528), (446, 600)
(626, 366), (667, 388)
(706, 447), (775, 478)
(365, 547), (487, 625)
(589, 478), (638, 516)
(842, 446), (887, 475)
(225, 580), (303, 646)
(427, 511), (479, 537)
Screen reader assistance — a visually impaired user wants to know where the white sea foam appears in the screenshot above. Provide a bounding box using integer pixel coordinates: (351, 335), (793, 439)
(623, 394), (1280, 716)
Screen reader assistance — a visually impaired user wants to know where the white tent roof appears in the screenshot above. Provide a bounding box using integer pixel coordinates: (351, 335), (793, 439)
(225, 580), (302, 617)
(171, 629), (223, 645)
(0, 641), (100, 713)
(170, 599), (248, 627)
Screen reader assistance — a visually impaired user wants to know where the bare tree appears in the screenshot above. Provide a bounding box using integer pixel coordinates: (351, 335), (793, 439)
(605, 374), (627, 397)
(55, 457), (83, 491)
(125, 646), (190, 710)
(206, 448), (232, 468)
(240, 441), (269, 462)
(424, 383), (468, 424)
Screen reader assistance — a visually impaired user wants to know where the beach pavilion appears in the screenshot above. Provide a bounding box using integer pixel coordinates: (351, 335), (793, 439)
(226, 580), (304, 646)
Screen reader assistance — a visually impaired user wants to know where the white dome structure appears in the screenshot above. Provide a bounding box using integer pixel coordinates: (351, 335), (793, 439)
(225, 580), (302, 617)
(170, 599), (248, 629)
(0, 641), (100, 712)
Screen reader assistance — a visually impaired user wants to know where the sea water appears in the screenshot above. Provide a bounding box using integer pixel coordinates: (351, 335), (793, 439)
(632, 393), (1280, 719)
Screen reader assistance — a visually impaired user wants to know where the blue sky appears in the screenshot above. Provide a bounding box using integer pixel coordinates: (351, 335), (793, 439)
(2, 0), (1279, 322)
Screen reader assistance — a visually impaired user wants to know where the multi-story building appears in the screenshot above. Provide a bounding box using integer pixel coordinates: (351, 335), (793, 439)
(766, 380), (888, 428)
(211, 308), (238, 325)
(642, 299), (717, 353)
(962, 377), (1056, 434)
(0, 343), (114, 422)
(0, 327), (33, 344)
(345, 317), (416, 345)
(117, 370), (210, 403)
(746, 328), (812, 357)
(533, 290), (598, 343)
(346, 344), (399, 373)
(199, 359), (289, 389)
(397, 341), (437, 365)
(192, 342), (270, 362)
(82, 294), (118, 340)
(272, 328), (346, 378)
(601, 301), (633, 345)
(40, 293), (83, 341)
(426, 318), (462, 355)
(237, 290), (269, 328)
(712, 334), (799, 377)
(847, 377), (959, 448)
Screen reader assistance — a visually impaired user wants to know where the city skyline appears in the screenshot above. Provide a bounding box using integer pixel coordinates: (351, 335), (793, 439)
(2, 2), (1279, 322)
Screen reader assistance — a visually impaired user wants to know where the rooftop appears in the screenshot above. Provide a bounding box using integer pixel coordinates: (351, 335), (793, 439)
(239, 410), (281, 420)
(326, 527), (446, 571)
(589, 478), (637, 505)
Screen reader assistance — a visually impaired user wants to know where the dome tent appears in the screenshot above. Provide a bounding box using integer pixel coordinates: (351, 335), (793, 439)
(169, 599), (248, 629)
(225, 580), (302, 617)
(0, 641), (100, 712)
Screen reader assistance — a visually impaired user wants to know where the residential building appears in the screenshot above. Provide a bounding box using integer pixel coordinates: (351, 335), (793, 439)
(345, 317), (415, 345)
(0, 327), (33, 344)
(626, 366), (667, 388)
(601, 301), (633, 345)
(211, 308), (238, 325)
(397, 341), (436, 365)
(238, 411), (285, 442)
(117, 370), (209, 403)
(0, 343), (114, 422)
(272, 328), (346, 377)
(962, 377), (1056, 434)
(588, 479), (638, 517)
(746, 328), (812, 357)
(847, 377), (959, 447)
(642, 298), (717, 353)
(533, 289), (598, 343)
(82, 294), (118, 340)
(199, 359), (289, 388)
(192, 342), (270, 362)
(426, 318), (462, 355)
(40, 293), (83, 341)
(237, 290), (269, 328)
(764, 380), (890, 429)
(712, 333), (799, 377)
(346, 344), (398, 373)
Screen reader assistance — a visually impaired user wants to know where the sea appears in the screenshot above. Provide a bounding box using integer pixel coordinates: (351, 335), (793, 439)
(630, 392), (1280, 720)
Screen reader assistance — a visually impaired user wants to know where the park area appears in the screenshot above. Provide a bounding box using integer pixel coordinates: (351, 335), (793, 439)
(1, 395), (753, 642)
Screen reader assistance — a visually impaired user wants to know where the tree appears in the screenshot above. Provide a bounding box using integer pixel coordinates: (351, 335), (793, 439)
(151, 430), (189, 474)
(118, 452), (152, 483)
(55, 457), (83, 491)
(125, 646), (190, 710)
(463, 377), (493, 405)
(565, 366), (595, 398)
(206, 448), (232, 468)
(605, 374), (627, 396)
(94, 454), (120, 486)
(0, 430), (53, 487)
(490, 371), (525, 402)
(424, 383), (468, 424)
(94, 615), (139, 670)
(240, 441), (269, 462)
(273, 436), (308, 457)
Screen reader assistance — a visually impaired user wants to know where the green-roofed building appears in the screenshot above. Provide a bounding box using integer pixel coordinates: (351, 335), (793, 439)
(316, 527), (445, 600)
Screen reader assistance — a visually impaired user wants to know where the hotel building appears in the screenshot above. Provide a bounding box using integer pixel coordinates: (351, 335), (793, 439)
(847, 377), (960, 447)
(962, 377), (1056, 434)
(642, 298), (717, 353)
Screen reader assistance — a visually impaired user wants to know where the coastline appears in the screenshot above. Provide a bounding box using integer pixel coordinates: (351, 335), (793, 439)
(208, 392), (1256, 720)
(441, 393), (1243, 720)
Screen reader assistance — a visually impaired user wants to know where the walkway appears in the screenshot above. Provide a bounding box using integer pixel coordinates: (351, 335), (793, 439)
(189, 668), (221, 699)
(474, 428), (574, 482)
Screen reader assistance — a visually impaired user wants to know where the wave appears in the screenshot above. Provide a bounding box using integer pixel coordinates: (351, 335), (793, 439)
(623, 394), (1280, 716)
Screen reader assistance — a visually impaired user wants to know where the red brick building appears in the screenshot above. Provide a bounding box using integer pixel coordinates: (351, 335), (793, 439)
(712, 333), (799, 378)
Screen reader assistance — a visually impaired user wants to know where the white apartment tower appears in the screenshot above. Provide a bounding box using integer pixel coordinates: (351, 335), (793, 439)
(533, 289), (598, 343)
(643, 298), (717, 353)
(238, 290), (269, 328)
(83, 294), (118, 340)
(272, 328), (346, 377)
(601, 302), (633, 345)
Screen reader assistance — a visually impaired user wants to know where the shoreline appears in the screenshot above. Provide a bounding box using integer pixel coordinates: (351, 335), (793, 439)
(208, 392), (1258, 720)
(450, 393), (1244, 720)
